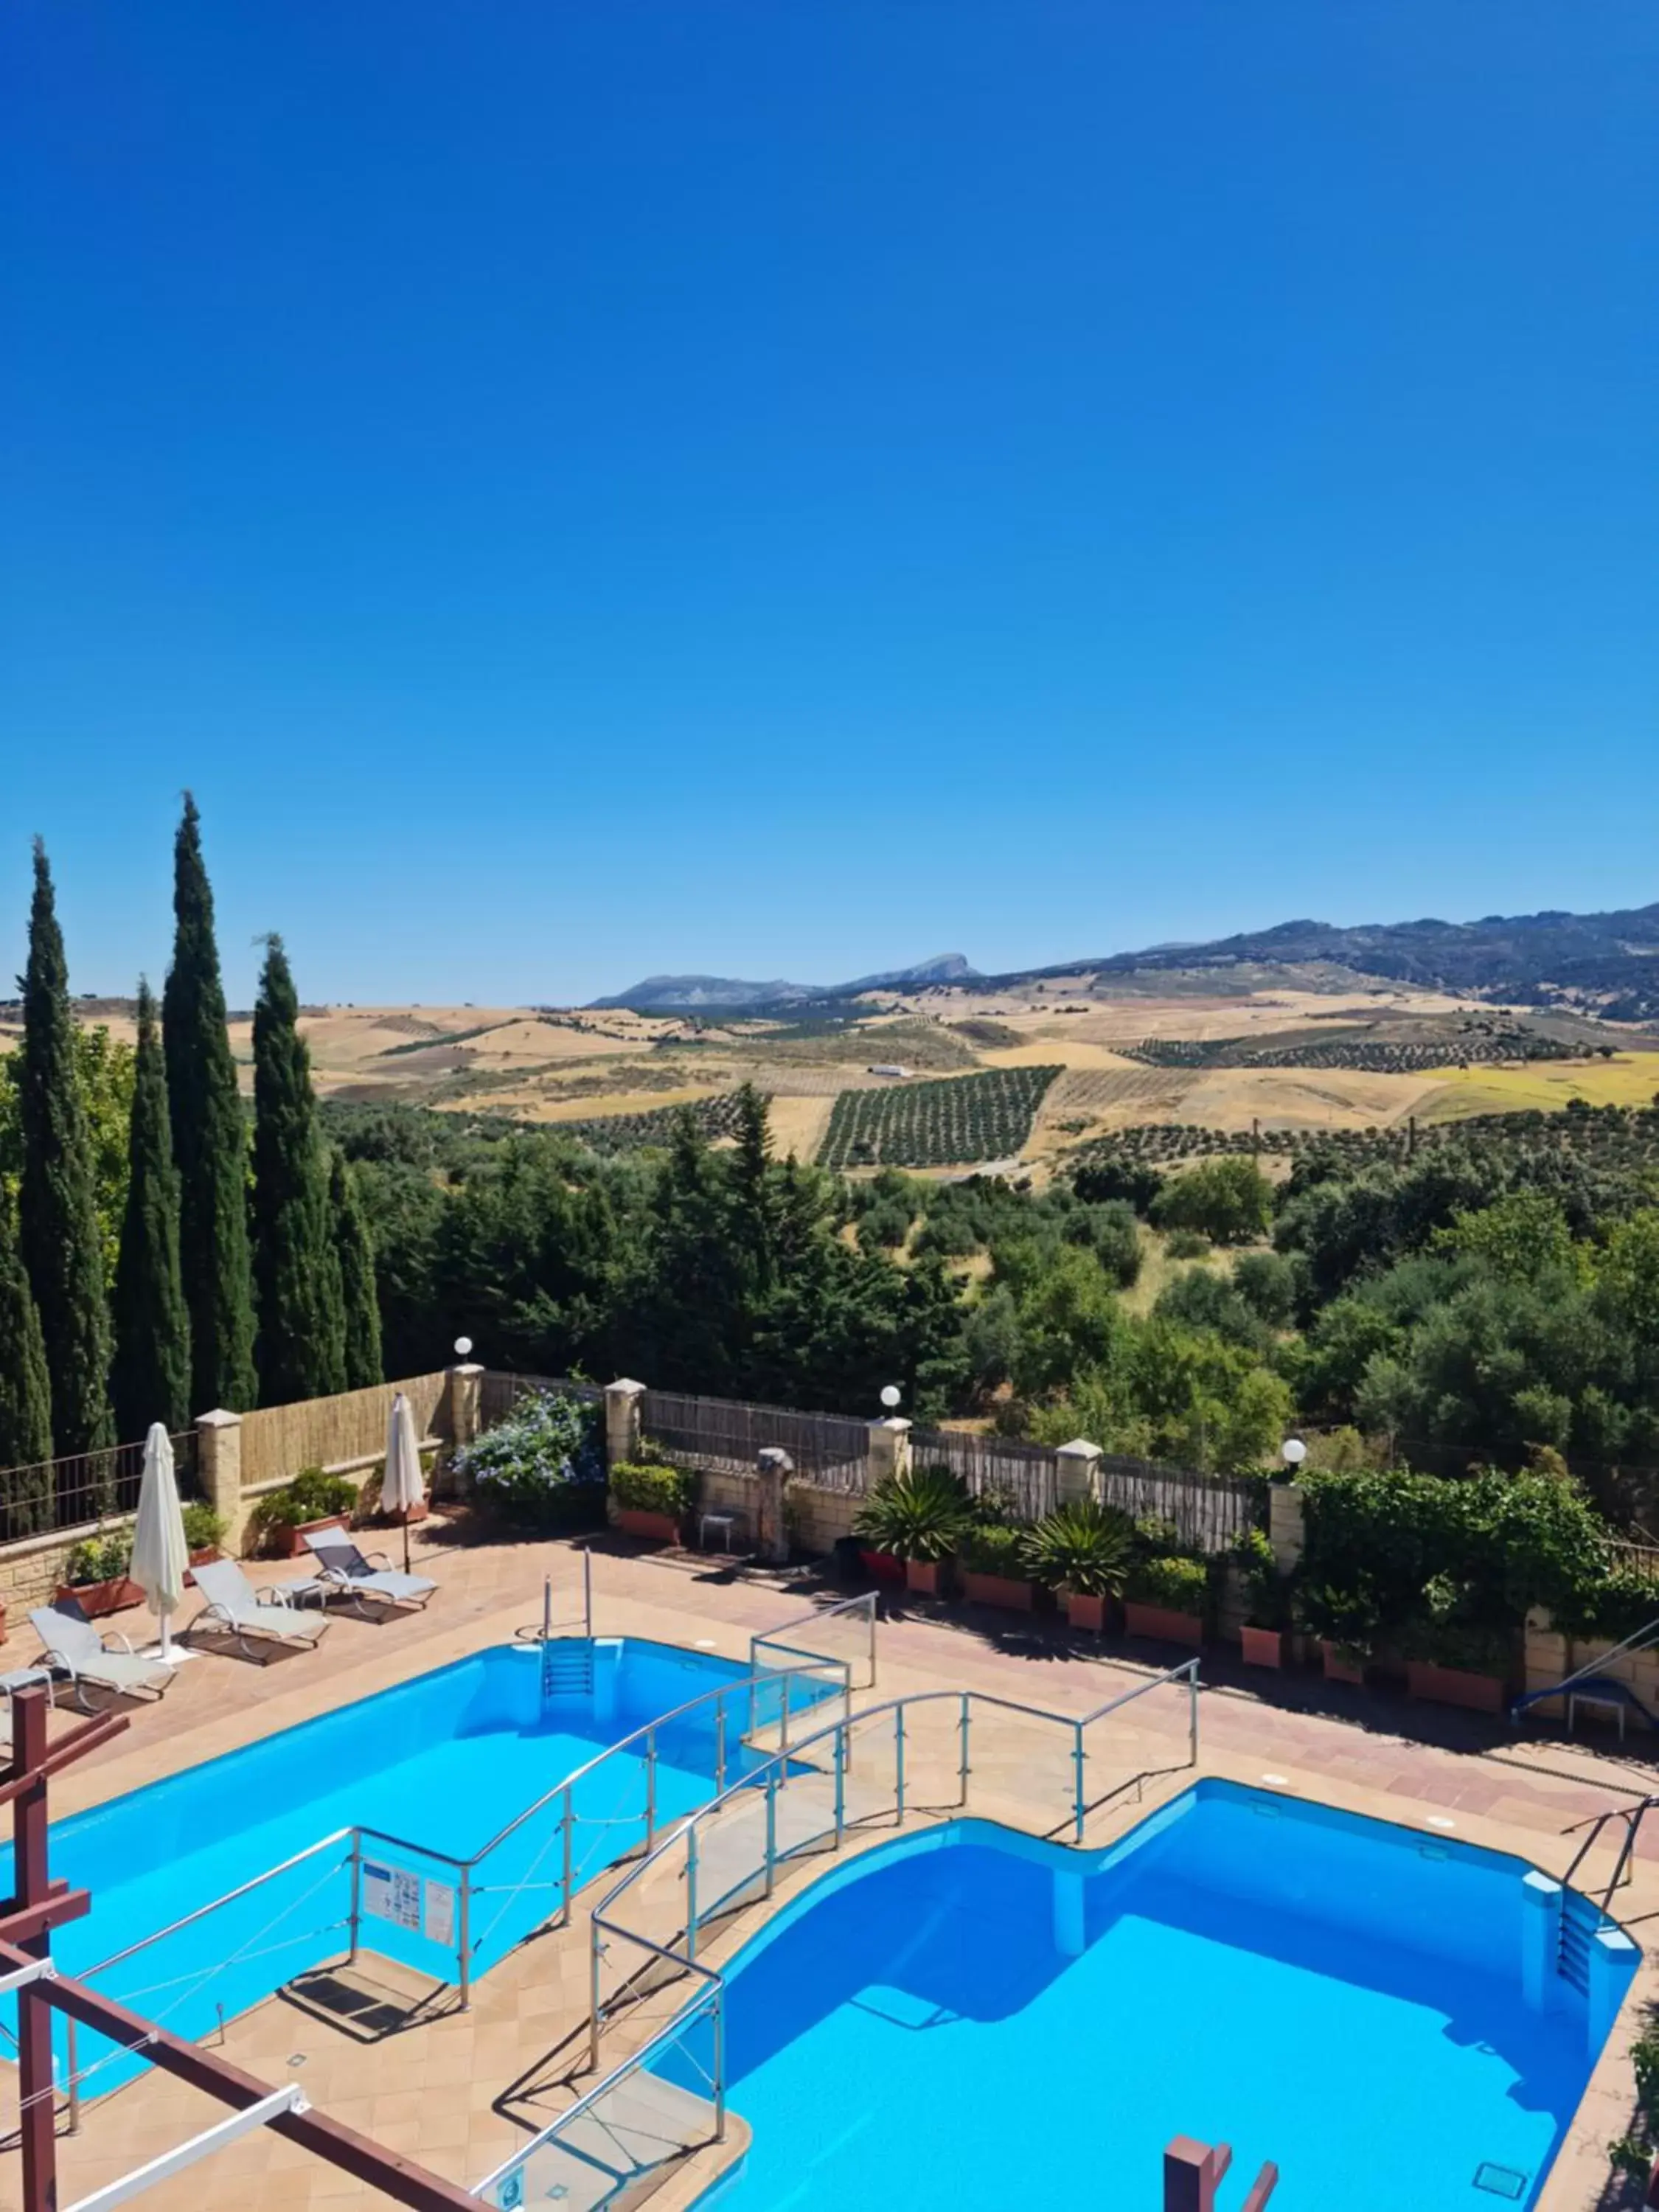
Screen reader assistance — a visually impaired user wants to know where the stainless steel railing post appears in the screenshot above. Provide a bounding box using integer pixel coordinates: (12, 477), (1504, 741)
(833, 1722), (846, 1848)
(458, 1867), (472, 2010)
(713, 1988), (726, 2142)
(894, 1704), (906, 1826)
(644, 1728), (657, 1848)
(583, 1545), (594, 1639)
(1188, 1662), (1199, 1766)
(348, 1831), (362, 1964)
(780, 1675), (791, 1761)
(686, 1826), (700, 1964)
(561, 1782), (574, 1927)
(66, 2019), (80, 2135)
(588, 1924), (603, 2073)
(764, 1770), (778, 1897)
(715, 1693), (727, 1794)
(1072, 1723), (1086, 1844)
(957, 1692), (970, 1808)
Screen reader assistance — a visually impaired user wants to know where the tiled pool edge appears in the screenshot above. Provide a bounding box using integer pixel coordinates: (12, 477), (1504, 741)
(604, 1742), (1659, 2212)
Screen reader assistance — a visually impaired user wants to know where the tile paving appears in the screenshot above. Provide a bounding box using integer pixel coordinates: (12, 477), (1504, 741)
(2, 1520), (1658, 2211)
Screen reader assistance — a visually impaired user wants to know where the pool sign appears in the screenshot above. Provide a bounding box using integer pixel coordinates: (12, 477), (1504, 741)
(424, 1878), (456, 1949)
(362, 1862), (421, 1933)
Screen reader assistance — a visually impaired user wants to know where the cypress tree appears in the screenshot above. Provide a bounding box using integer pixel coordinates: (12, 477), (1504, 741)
(252, 936), (345, 1403)
(0, 1189), (53, 1534)
(330, 1149), (383, 1388)
(16, 840), (114, 1458)
(111, 980), (192, 1438)
(163, 793), (257, 1414)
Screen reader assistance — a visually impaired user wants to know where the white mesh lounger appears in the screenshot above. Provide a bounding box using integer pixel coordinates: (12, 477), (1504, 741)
(189, 1558), (332, 1658)
(292, 1531), (437, 1614)
(29, 1604), (175, 1711)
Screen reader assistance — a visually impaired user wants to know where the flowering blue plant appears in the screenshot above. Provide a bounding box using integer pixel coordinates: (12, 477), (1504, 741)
(454, 1390), (605, 1532)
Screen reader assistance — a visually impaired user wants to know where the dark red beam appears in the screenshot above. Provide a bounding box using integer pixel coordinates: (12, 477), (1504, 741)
(0, 1711), (128, 1813)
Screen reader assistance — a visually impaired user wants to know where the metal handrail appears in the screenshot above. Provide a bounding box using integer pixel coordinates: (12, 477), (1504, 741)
(1562, 1793), (1659, 1907)
(750, 1591), (878, 1690)
(80, 1829), (357, 1982)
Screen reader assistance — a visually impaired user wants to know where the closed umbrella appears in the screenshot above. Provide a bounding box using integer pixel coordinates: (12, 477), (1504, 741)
(132, 1422), (191, 1665)
(382, 1391), (425, 1573)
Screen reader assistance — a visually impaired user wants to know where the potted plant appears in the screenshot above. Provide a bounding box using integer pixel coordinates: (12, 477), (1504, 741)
(1403, 1579), (1512, 1713)
(58, 1531), (144, 1618)
(1295, 1580), (1377, 1686)
(959, 1520), (1036, 1612)
(247, 1467), (360, 1558)
(1023, 1501), (1133, 1631)
(1234, 1528), (1288, 1669)
(854, 1466), (970, 1597)
(1124, 1550), (1209, 1648)
(183, 1503), (227, 1578)
(608, 1459), (696, 1545)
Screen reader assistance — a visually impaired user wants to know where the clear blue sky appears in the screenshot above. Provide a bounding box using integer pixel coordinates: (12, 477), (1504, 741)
(2, 0), (1655, 1008)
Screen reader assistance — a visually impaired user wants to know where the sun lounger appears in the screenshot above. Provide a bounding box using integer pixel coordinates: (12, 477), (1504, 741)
(189, 1559), (331, 1658)
(291, 1531), (437, 1614)
(29, 1604), (175, 1711)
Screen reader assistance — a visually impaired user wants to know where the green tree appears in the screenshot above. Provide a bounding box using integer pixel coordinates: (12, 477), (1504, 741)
(251, 937), (345, 1404)
(163, 794), (257, 1413)
(1150, 1157), (1273, 1246)
(111, 981), (191, 1439)
(16, 841), (113, 1458)
(0, 1189), (53, 1531)
(330, 1150), (383, 1389)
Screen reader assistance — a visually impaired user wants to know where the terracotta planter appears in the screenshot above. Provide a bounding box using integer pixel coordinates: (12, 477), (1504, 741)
(56, 1577), (144, 1619)
(1321, 1641), (1367, 1686)
(962, 1569), (1034, 1613)
(282, 1512), (352, 1559)
(860, 1548), (905, 1586)
(1405, 1658), (1506, 1714)
(181, 1545), (222, 1590)
(1240, 1624), (1284, 1670)
(1124, 1600), (1204, 1649)
(1065, 1590), (1109, 1633)
(905, 1557), (947, 1599)
(614, 1506), (681, 1545)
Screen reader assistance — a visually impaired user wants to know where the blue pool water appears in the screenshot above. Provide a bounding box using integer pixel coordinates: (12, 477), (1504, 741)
(10, 1638), (806, 2081)
(666, 1782), (1637, 2212)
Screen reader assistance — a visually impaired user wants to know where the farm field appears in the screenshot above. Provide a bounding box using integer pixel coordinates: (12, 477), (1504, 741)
(1416, 1051), (1659, 1121)
(818, 1065), (1064, 1169)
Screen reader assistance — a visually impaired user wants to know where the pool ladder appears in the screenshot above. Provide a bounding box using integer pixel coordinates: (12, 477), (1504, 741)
(542, 1638), (594, 1701)
(1557, 1792), (1659, 1984)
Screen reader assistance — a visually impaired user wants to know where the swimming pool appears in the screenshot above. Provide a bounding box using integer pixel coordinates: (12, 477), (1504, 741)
(8, 1637), (834, 2085)
(661, 1781), (1638, 2212)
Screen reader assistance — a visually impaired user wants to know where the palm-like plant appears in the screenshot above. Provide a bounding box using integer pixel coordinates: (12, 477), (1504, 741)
(854, 1467), (972, 1562)
(1022, 1501), (1133, 1597)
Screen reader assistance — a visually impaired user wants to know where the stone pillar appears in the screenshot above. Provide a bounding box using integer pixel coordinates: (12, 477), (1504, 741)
(444, 1363), (484, 1453)
(1267, 1481), (1307, 1576)
(195, 1409), (244, 1551)
(866, 1417), (912, 1487)
(756, 1447), (793, 1565)
(605, 1378), (647, 1468)
(1520, 1871), (1561, 2011)
(1055, 1438), (1103, 1505)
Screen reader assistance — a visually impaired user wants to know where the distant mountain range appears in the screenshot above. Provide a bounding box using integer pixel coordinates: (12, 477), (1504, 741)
(993, 901), (1659, 1018)
(593, 902), (1659, 1020)
(590, 953), (979, 1011)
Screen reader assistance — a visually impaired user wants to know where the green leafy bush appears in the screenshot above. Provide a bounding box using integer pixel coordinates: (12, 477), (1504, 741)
(248, 1467), (359, 1551)
(455, 1389), (605, 1534)
(1233, 1526), (1286, 1630)
(610, 1460), (696, 1517)
(854, 1466), (971, 1562)
(1127, 1551), (1209, 1613)
(1293, 1577), (1382, 1655)
(64, 1531), (132, 1584)
(959, 1521), (1029, 1577)
(1022, 1502), (1133, 1596)
(182, 1502), (226, 1551)
(1163, 1229), (1211, 1260)
(1150, 1158), (1273, 1246)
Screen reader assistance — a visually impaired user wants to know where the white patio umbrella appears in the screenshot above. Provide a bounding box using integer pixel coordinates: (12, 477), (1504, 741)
(131, 1422), (192, 1665)
(382, 1391), (425, 1573)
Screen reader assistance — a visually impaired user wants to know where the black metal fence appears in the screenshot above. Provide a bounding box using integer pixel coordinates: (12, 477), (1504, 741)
(0, 1429), (201, 1546)
(909, 1428), (1060, 1523)
(640, 1391), (871, 1490)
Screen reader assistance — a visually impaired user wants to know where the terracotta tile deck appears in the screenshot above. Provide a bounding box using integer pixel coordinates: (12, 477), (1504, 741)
(3, 1518), (1658, 2212)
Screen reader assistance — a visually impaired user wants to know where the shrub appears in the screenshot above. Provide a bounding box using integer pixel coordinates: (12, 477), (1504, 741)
(248, 1467), (358, 1551)
(64, 1531), (132, 1585)
(1234, 1526), (1286, 1630)
(453, 1389), (605, 1534)
(1022, 1502), (1133, 1596)
(854, 1466), (971, 1562)
(1127, 1551), (1209, 1613)
(182, 1502), (226, 1552)
(959, 1520), (1029, 1578)
(610, 1460), (697, 1518)
(1164, 1229), (1211, 1260)
(1150, 1158), (1273, 1246)
(1293, 1577), (1382, 1655)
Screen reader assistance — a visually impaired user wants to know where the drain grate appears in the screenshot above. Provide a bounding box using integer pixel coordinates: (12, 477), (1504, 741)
(1473, 2163), (1528, 2200)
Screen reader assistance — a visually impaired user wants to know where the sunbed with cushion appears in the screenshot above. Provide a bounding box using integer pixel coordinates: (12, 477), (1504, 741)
(29, 1604), (175, 1710)
(189, 1558), (332, 1658)
(291, 1531), (437, 1614)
